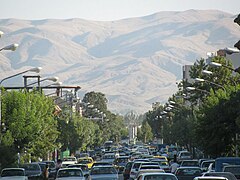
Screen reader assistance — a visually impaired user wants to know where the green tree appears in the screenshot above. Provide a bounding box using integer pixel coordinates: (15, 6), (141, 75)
(1, 89), (59, 164)
(196, 85), (240, 157)
(139, 121), (153, 143)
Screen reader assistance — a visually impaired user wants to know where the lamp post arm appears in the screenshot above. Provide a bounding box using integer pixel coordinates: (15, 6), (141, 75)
(221, 64), (235, 71)
(205, 80), (226, 93)
(0, 70), (29, 85)
(194, 87), (210, 94)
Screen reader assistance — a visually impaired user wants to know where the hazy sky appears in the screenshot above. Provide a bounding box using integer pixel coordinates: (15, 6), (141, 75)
(1, 0), (239, 21)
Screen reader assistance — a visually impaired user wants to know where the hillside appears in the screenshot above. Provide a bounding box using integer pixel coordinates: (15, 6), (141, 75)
(0, 10), (239, 114)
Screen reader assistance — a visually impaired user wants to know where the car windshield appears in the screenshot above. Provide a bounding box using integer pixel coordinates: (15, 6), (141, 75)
(43, 161), (55, 169)
(57, 169), (83, 177)
(133, 162), (141, 169)
(1, 169), (24, 177)
(20, 164), (40, 171)
(117, 158), (128, 163)
(78, 160), (91, 164)
(181, 152), (191, 156)
(91, 167), (117, 175)
(181, 161), (198, 166)
(63, 157), (76, 161)
(103, 155), (115, 159)
(68, 165), (88, 171)
(177, 169), (201, 176)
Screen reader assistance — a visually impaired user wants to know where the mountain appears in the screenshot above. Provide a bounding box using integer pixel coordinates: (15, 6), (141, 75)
(0, 10), (239, 114)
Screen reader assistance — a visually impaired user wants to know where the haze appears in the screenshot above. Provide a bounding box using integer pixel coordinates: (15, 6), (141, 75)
(0, 0), (239, 21)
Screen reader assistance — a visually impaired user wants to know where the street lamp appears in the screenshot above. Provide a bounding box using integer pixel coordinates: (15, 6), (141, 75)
(202, 70), (213, 75)
(194, 78), (226, 93)
(45, 82), (62, 87)
(209, 62), (240, 74)
(0, 67), (42, 85)
(0, 43), (19, 52)
(186, 86), (210, 94)
(0, 31), (4, 38)
(0, 67), (42, 137)
(223, 47), (240, 54)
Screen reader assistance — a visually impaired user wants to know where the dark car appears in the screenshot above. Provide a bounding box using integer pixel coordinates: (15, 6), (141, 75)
(123, 161), (133, 180)
(175, 167), (202, 180)
(203, 172), (237, 180)
(20, 163), (42, 179)
(113, 156), (130, 173)
(41, 161), (56, 179)
(180, 160), (200, 167)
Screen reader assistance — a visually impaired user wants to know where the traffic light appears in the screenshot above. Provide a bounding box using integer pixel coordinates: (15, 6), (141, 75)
(234, 14), (240, 50)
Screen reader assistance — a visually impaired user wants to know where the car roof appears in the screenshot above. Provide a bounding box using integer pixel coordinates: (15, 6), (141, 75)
(141, 172), (175, 176)
(58, 167), (83, 171)
(1, 168), (25, 171)
(177, 166), (201, 169)
(91, 165), (115, 168)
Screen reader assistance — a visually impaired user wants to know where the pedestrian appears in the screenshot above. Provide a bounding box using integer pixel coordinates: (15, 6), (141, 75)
(55, 159), (62, 178)
(170, 155), (179, 174)
(43, 164), (49, 180)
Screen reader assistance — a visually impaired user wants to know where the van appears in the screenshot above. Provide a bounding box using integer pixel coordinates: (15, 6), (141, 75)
(215, 157), (240, 172)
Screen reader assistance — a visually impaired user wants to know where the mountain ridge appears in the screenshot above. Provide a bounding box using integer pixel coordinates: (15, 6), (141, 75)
(0, 10), (239, 114)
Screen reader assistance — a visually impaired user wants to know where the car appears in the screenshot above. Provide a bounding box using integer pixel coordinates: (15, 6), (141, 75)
(113, 156), (130, 173)
(62, 157), (77, 167)
(200, 160), (215, 172)
(136, 172), (178, 180)
(193, 177), (228, 180)
(19, 163), (42, 179)
(223, 165), (240, 179)
(135, 169), (165, 180)
(130, 161), (159, 179)
(77, 157), (94, 169)
(0, 168), (28, 180)
(67, 164), (89, 176)
(152, 155), (168, 161)
(214, 157), (240, 172)
(41, 161), (56, 179)
(203, 172), (237, 180)
(55, 168), (85, 180)
(150, 159), (171, 172)
(123, 161), (133, 180)
(177, 151), (192, 162)
(101, 153), (116, 164)
(175, 167), (202, 180)
(139, 164), (162, 171)
(88, 165), (118, 180)
(180, 159), (200, 167)
(91, 162), (112, 168)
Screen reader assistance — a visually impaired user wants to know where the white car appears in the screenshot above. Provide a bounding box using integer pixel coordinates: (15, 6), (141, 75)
(62, 157), (77, 167)
(88, 165), (118, 180)
(193, 177), (228, 180)
(55, 168), (85, 180)
(136, 172), (178, 180)
(0, 168), (28, 180)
